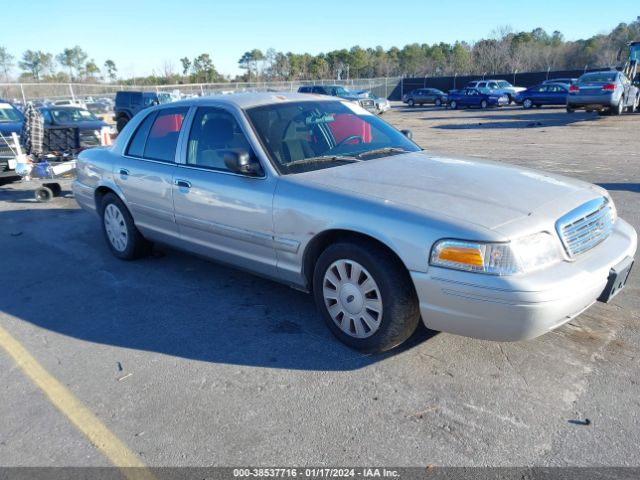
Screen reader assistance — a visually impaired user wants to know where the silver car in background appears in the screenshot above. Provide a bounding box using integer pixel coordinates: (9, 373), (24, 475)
(73, 93), (637, 353)
(567, 70), (639, 114)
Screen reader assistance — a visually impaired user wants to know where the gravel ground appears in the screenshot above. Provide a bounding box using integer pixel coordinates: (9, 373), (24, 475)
(0, 103), (638, 468)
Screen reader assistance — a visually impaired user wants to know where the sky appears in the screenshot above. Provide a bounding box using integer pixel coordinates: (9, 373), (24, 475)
(2, 0), (637, 80)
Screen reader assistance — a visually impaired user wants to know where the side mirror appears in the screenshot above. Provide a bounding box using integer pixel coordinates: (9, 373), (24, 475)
(401, 129), (413, 140)
(223, 149), (262, 176)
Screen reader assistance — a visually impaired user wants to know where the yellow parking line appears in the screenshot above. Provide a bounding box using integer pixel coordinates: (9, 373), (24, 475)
(0, 324), (156, 480)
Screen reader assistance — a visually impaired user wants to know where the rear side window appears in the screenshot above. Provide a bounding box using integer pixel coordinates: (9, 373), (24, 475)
(126, 107), (188, 162)
(116, 92), (130, 105)
(130, 93), (142, 105)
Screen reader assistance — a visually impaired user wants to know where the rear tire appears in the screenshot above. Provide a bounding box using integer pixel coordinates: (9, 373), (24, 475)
(100, 193), (152, 260)
(566, 105), (575, 113)
(116, 116), (129, 133)
(407, 99), (415, 108)
(34, 186), (53, 203)
(313, 241), (420, 353)
(480, 100), (488, 109)
(614, 99), (624, 116)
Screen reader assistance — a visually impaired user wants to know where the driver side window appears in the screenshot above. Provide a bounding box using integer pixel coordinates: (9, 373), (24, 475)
(187, 107), (255, 172)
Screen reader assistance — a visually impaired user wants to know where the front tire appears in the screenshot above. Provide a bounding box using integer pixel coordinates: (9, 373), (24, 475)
(449, 100), (458, 110)
(101, 193), (151, 260)
(435, 98), (442, 107)
(313, 241), (420, 353)
(566, 105), (575, 113)
(407, 99), (415, 108)
(523, 98), (533, 109)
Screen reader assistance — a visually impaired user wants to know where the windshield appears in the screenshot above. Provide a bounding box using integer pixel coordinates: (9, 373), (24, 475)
(49, 108), (99, 123)
(0, 103), (22, 123)
(246, 100), (421, 175)
(330, 87), (349, 96)
(579, 72), (617, 83)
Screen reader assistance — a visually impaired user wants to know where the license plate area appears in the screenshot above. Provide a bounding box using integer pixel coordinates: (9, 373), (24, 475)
(597, 257), (634, 303)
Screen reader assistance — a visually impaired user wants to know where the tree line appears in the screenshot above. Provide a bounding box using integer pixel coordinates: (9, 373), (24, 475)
(1, 17), (639, 85)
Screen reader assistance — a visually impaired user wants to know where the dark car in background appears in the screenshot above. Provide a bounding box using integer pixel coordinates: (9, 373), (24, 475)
(515, 83), (569, 109)
(0, 100), (24, 178)
(39, 106), (110, 149)
(567, 70), (639, 115)
(447, 88), (508, 109)
(297, 85), (377, 113)
(402, 88), (447, 107)
(114, 91), (171, 132)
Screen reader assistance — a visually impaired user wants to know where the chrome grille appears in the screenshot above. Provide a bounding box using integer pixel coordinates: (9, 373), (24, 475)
(556, 197), (615, 258)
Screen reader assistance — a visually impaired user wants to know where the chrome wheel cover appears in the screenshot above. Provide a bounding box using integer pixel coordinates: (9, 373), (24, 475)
(322, 259), (383, 339)
(103, 203), (128, 252)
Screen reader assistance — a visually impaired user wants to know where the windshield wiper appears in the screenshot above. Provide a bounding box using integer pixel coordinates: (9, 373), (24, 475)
(286, 155), (362, 167)
(355, 147), (410, 159)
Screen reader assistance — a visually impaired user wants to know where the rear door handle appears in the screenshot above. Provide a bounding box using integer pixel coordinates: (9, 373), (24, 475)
(119, 168), (129, 176)
(174, 179), (192, 189)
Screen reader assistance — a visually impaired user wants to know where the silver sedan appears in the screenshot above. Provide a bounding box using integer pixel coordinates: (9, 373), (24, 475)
(73, 93), (637, 353)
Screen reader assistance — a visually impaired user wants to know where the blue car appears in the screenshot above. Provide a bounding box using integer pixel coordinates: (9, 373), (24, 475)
(447, 88), (508, 109)
(0, 99), (24, 178)
(515, 83), (569, 109)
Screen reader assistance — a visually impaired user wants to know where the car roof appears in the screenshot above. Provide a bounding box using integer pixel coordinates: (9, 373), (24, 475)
(162, 92), (342, 110)
(39, 105), (88, 111)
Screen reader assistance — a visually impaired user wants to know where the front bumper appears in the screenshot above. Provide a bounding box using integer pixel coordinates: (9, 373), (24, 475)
(411, 219), (637, 341)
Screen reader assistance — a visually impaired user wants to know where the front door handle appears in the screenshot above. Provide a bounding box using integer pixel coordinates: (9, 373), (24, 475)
(119, 168), (129, 176)
(174, 179), (192, 189)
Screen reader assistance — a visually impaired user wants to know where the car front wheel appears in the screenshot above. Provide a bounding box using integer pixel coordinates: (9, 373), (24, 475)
(313, 241), (420, 353)
(435, 98), (442, 107)
(407, 99), (415, 107)
(523, 98), (533, 109)
(101, 193), (151, 260)
(449, 100), (457, 109)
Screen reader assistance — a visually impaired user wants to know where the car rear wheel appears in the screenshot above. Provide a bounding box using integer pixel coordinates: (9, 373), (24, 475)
(480, 100), (488, 109)
(116, 116), (129, 133)
(523, 98), (533, 109)
(313, 241), (420, 353)
(407, 99), (415, 108)
(101, 193), (152, 260)
(615, 99), (624, 115)
(566, 105), (575, 113)
(449, 100), (457, 110)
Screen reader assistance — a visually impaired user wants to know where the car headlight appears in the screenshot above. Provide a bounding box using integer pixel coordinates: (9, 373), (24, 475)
(430, 232), (563, 275)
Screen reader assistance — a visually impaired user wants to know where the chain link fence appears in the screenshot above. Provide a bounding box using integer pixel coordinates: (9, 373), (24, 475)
(0, 77), (402, 104)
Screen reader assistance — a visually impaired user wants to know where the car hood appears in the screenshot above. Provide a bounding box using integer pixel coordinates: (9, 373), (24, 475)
(293, 151), (603, 234)
(0, 121), (22, 136)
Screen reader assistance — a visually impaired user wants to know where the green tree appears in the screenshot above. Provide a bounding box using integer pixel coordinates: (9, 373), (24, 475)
(56, 46), (88, 80)
(192, 53), (218, 83)
(180, 57), (191, 76)
(85, 59), (100, 79)
(19, 50), (52, 81)
(0, 46), (14, 81)
(104, 60), (117, 82)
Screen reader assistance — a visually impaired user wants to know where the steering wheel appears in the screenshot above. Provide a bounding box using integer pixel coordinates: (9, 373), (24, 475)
(335, 135), (364, 148)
